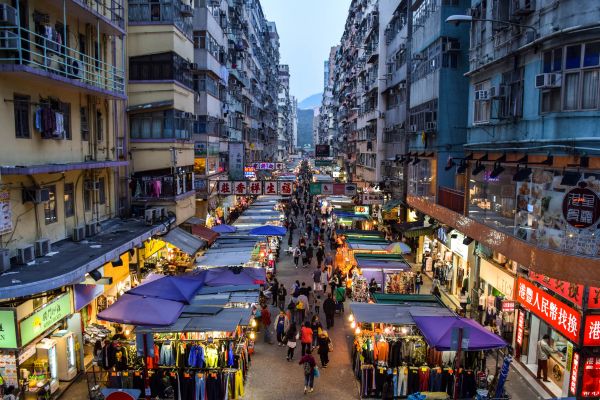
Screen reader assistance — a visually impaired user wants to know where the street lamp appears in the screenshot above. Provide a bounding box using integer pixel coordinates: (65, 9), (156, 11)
(445, 15), (538, 37)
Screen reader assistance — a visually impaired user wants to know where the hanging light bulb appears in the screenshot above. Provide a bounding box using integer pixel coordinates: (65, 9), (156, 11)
(250, 319), (257, 328)
(351, 321), (356, 329)
(249, 332), (256, 340)
(355, 327), (361, 335)
(348, 314), (354, 322)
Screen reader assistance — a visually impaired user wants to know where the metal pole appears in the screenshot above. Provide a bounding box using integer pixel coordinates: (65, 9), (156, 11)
(453, 327), (463, 400)
(142, 334), (150, 400)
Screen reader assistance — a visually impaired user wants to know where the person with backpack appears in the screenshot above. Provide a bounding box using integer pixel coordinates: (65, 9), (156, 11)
(300, 321), (313, 356)
(274, 310), (290, 346)
(277, 285), (287, 310)
(293, 247), (301, 268)
(317, 330), (331, 368)
(286, 323), (299, 361)
(298, 349), (317, 394)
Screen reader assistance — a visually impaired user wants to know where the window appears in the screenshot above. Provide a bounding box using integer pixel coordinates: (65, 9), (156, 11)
(44, 186), (57, 224)
(542, 42), (600, 112)
(64, 183), (74, 218)
(14, 94), (30, 138)
(60, 102), (72, 140)
(84, 180), (91, 212)
(473, 80), (491, 124)
(130, 109), (192, 140)
(80, 107), (89, 140)
(98, 178), (106, 205)
(498, 69), (523, 119)
(96, 111), (103, 142)
(129, 52), (193, 89)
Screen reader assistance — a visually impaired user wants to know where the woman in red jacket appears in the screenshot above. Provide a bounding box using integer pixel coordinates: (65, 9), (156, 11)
(300, 321), (313, 356)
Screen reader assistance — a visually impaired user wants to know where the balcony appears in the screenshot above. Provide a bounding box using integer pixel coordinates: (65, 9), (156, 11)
(438, 186), (464, 214)
(0, 27), (125, 98)
(128, 0), (193, 39)
(132, 169), (195, 202)
(68, 0), (125, 34)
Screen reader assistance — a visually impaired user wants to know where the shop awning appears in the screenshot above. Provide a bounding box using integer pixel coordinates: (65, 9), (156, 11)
(336, 229), (385, 237)
(137, 307), (251, 333)
(98, 293), (184, 326)
(212, 224), (237, 233)
(373, 293), (441, 304)
(412, 316), (507, 351)
(348, 242), (389, 251)
(163, 227), (206, 255)
(403, 225), (436, 238)
(382, 199), (404, 212)
(385, 242), (412, 254)
(189, 224), (219, 244)
(249, 225), (287, 236)
(349, 302), (454, 325)
(128, 275), (203, 303)
(202, 266), (266, 286)
(196, 252), (252, 267)
(356, 258), (412, 271)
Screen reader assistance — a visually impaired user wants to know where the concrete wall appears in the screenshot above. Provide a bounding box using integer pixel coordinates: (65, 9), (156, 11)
(127, 25), (194, 59)
(129, 142), (194, 173)
(128, 82), (194, 113)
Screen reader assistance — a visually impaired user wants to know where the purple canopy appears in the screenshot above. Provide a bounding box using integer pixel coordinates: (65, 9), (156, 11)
(97, 294), (184, 326)
(128, 276), (203, 303)
(203, 267), (266, 286)
(212, 224), (237, 233)
(412, 316), (507, 351)
(248, 225), (287, 236)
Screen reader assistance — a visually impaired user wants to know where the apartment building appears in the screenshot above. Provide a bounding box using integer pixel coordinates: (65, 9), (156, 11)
(277, 64), (294, 161)
(317, 46), (339, 153)
(127, 0), (196, 226)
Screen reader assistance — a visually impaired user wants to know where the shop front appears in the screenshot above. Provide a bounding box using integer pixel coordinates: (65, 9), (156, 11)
(0, 291), (82, 399)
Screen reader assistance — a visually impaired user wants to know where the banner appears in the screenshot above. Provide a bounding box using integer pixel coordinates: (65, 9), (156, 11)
(233, 181), (247, 195)
(247, 162), (285, 170)
(279, 181), (293, 196)
(309, 183), (358, 196)
(516, 277), (581, 343)
(217, 181), (232, 195)
(248, 181), (262, 195)
(228, 142), (245, 180)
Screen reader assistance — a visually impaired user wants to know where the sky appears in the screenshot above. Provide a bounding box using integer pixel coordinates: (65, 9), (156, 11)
(260, 0), (351, 103)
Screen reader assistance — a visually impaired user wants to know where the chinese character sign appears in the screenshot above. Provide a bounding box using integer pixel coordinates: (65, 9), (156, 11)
(581, 356), (600, 397)
(228, 142), (245, 180)
(587, 286), (600, 309)
(516, 277), (582, 343)
(233, 181), (247, 195)
(583, 315), (600, 346)
(217, 181), (232, 195)
(562, 185), (600, 229)
(528, 271), (584, 307)
(264, 182), (277, 195)
(516, 310), (525, 346)
(279, 182), (293, 196)
(570, 352), (579, 396)
(248, 181), (262, 195)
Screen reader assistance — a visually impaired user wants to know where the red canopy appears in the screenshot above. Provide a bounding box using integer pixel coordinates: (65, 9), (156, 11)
(191, 225), (219, 244)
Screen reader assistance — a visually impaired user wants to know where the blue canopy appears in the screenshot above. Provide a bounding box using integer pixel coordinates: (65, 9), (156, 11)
(97, 294), (184, 326)
(202, 267), (266, 286)
(212, 224), (237, 233)
(128, 275), (203, 304)
(248, 225), (287, 236)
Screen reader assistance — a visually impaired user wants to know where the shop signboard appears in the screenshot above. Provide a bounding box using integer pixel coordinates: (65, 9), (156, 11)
(354, 206), (370, 215)
(583, 315), (600, 346)
(216, 181), (291, 195)
(315, 160), (332, 167)
(315, 144), (330, 157)
(309, 183), (357, 196)
(247, 162), (284, 170)
(0, 309), (17, 349)
(227, 142), (244, 180)
(232, 181), (247, 195)
(501, 301), (515, 312)
(562, 184), (600, 228)
(587, 286), (600, 309)
(333, 183), (346, 195)
(278, 181), (293, 196)
(570, 352), (579, 396)
(480, 260), (515, 300)
(516, 278), (581, 343)
(244, 166), (256, 179)
(217, 181), (232, 195)
(516, 310), (525, 346)
(247, 181), (262, 195)
(361, 193), (384, 205)
(582, 356), (600, 397)
(450, 233), (469, 259)
(20, 293), (72, 346)
(263, 181), (277, 195)
(321, 183), (333, 195)
(528, 271), (584, 307)
(0, 187), (12, 235)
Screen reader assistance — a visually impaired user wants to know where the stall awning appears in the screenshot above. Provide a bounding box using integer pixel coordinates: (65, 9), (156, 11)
(197, 252), (252, 267)
(137, 307), (251, 333)
(373, 293), (442, 304)
(98, 293), (184, 326)
(348, 243), (389, 251)
(190, 225), (219, 244)
(163, 227), (206, 255)
(336, 229), (385, 237)
(403, 226), (436, 238)
(412, 316), (507, 351)
(349, 302), (454, 325)
(356, 258), (412, 271)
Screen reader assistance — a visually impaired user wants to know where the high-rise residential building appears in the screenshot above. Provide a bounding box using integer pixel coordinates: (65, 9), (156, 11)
(127, 0), (197, 226)
(317, 46), (339, 151)
(277, 64), (293, 161)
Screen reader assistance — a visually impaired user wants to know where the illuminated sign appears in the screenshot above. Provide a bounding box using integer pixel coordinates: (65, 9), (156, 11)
(354, 206), (370, 215)
(516, 310), (524, 346)
(570, 352), (579, 396)
(583, 315), (600, 346)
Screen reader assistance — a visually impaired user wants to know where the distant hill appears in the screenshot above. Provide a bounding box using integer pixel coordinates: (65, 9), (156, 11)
(298, 93), (323, 110)
(297, 109), (315, 148)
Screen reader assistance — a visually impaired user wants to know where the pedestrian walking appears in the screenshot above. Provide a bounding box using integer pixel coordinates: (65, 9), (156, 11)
(270, 278), (279, 306)
(297, 291), (308, 323)
(293, 246), (301, 268)
(287, 299), (297, 324)
(320, 266), (329, 293)
(329, 272), (339, 296)
(286, 324), (299, 361)
(288, 231), (293, 246)
(312, 267), (322, 292)
(299, 350), (317, 394)
(316, 246), (324, 268)
(335, 284), (346, 314)
(415, 271), (423, 294)
(306, 244), (314, 266)
(310, 315), (322, 350)
(323, 293), (336, 329)
(314, 295), (321, 315)
(261, 304), (273, 344)
(317, 331), (331, 368)
(277, 285), (287, 310)
(301, 247), (308, 268)
(300, 321), (313, 356)
(274, 310), (290, 346)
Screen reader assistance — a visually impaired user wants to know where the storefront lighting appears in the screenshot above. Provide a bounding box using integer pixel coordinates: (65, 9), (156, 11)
(249, 332), (255, 340)
(490, 162), (505, 179)
(472, 161), (485, 176)
(351, 321), (356, 329)
(355, 326), (361, 335)
(348, 314), (354, 322)
(250, 319), (257, 328)
(125, 329), (130, 336)
(401, 327), (408, 335)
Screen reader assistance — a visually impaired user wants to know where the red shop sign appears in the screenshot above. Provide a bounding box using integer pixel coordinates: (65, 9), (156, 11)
(583, 315), (600, 346)
(581, 356), (600, 397)
(516, 278), (582, 343)
(587, 287), (600, 309)
(516, 310), (525, 346)
(570, 352), (580, 396)
(501, 301), (515, 312)
(528, 271), (583, 307)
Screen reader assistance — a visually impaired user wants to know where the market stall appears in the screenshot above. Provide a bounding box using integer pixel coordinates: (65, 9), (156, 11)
(349, 302), (507, 399)
(353, 254), (415, 298)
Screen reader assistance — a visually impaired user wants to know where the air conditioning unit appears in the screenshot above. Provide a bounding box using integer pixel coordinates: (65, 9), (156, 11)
(72, 226), (85, 242)
(22, 188), (50, 204)
(154, 207), (166, 220)
(0, 4), (18, 26)
(85, 221), (97, 237)
(67, 58), (83, 79)
(34, 238), (51, 257)
(180, 4), (193, 16)
(0, 248), (10, 272)
(144, 209), (155, 226)
(535, 73), (561, 89)
(16, 245), (35, 265)
(84, 181), (100, 191)
(189, 62), (198, 71)
(426, 121), (437, 131)
(444, 41), (460, 52)
(475, 90), (490, 100)
(490, 85), (508, 98)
